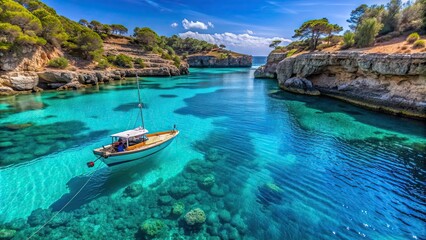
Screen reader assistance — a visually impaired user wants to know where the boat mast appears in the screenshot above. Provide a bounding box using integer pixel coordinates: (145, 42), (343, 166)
(136, 73), (145, 129)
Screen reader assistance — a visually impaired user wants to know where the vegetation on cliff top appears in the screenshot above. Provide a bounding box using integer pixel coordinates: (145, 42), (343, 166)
(271, 0), (425, 57)
(0, 0), (230, 71)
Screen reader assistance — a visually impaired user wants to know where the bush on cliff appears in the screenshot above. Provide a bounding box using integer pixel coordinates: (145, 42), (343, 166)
(172, 55), (181, 68)
(133, 27), (159, 51)
(406, 32), (420, 43)
(413, 39), (425, 48)
(134, 58), (145, 68)
(286, 49), (297, 58)
(96, 58), (110, 69)
(0, 0), (47, 49)
(355, 18), (383, 48)
(163, 35), (217, 54)
(0, 0), (104, 60)
(114, 54), (133, 68)
(342, 30), (355, 49)
(47, 57), (69, 69)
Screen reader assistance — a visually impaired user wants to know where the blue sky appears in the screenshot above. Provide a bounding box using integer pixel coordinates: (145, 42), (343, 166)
(43, 0), (395, 55)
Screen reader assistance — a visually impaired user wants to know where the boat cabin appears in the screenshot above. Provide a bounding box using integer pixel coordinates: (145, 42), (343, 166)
(110, 127), (149, 151)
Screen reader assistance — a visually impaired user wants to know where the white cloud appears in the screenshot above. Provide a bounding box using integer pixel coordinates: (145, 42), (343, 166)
(179, 31), (292, 55)
(182, 19), (213, 30)
(171, 22), (178, 28)
(246, 30), (254, 34)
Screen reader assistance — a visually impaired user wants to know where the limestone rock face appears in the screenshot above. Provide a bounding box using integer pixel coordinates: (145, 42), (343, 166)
(0, 72), (39, 91)
(281, 77), (320, 96)
(274, 52), (426, 118)
(254, 52), (287, 79)
(38, 71), (78, 84)
(0, 46), (61, 71)
(187, 55), (252, 68)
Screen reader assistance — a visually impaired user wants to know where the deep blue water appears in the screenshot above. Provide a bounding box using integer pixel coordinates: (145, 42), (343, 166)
(0, 57), (425, 239)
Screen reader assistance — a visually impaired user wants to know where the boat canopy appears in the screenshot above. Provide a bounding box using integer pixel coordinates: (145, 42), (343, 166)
(111, 127), (148, 139)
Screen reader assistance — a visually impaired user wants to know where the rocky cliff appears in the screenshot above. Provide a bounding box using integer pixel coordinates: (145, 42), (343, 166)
(187, 54), (252, 68)
(0, 65), (189, 95)
(254, 52), (287, 78)
(271, 52), (426, 118)
(0, 44), (190, 95)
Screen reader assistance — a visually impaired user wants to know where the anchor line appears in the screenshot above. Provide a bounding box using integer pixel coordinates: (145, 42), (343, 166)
(27, 157), (102, 239)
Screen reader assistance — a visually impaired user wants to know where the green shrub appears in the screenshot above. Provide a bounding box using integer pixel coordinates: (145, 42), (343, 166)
(161, 52), (172, 60)
(47, 57), (69, 69)
(286, 49), (297, 58)
(172, 55), (181, 68)
(316, 43), (330, 51)
(406, 32), (420, 44)
(218, 53), (228, 60)
(341, 31), (355, 49)
(96, 58), (110, 69)
(134, 58), (145, 68)
(114, 54), (133, 68)
(106, 55), (116, 63)
(355, 18), (383, 48)
(0, 42), (13, 51)
(181, 52), (188, 60)
(413, 39), (425, 48)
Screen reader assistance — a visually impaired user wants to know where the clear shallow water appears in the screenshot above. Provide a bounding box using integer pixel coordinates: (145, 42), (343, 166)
(0, 57), (425, 239)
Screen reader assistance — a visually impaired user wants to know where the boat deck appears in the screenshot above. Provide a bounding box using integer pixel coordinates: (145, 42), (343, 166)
(94, 130), (178, 156)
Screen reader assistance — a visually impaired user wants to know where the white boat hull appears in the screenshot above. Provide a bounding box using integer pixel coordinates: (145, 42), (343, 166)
(93, 130), (178, 167)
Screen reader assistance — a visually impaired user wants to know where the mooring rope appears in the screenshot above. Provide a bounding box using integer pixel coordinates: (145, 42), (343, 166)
(27, 157), (103, 239)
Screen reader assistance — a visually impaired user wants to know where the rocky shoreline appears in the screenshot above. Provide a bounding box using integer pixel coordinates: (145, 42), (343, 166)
(255, 52), (426, 119)
(187, 54), (252, 68)
(0, 65), (189, 95)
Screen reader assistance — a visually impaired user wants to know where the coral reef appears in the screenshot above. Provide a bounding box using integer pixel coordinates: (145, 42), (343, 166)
(184, 208), (206, 226)
(140, 219), (165, 237)
(1, 143), (254, 239)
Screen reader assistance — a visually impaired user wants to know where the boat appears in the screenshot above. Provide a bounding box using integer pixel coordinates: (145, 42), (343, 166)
(91, 74), (179, 167)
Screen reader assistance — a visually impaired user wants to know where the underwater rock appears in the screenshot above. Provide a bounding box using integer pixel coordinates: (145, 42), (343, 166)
(257, 183), (284, 206)
(207, 226), (219, 236)
(140, 219), (165, 237)
(205, 148), (228, 162)
(184, 208), (206, 226)
(207, 212), (220, 225)
(123, 183), (143, 198)
(158, 195), (173, 206)
(209, 184), (226, 197)
(228, 227), (240, 240)
(4, 218), (28, 231)
(231, 214), (247, 234)
(48, 211), (71, 227)
(184, 159), (211, 175)
(168, 185), (192, 199)
(27, 208), (53, 227)
(171, 202), (185, 216)
(2, 122), (33, 130)
(0, 229), (16, 240)
(218, 210), (231, 223)
(198, 174), (215, 189)
(149, 178), (163, 188)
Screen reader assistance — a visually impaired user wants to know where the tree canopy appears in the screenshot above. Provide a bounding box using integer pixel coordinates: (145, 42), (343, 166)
(269, 40), (282, 48)
(293, 18), (342, 51)
(133, 27), (159, 50)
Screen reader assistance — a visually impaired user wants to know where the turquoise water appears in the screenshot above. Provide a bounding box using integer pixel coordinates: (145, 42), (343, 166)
(0, 57), (425, 239)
